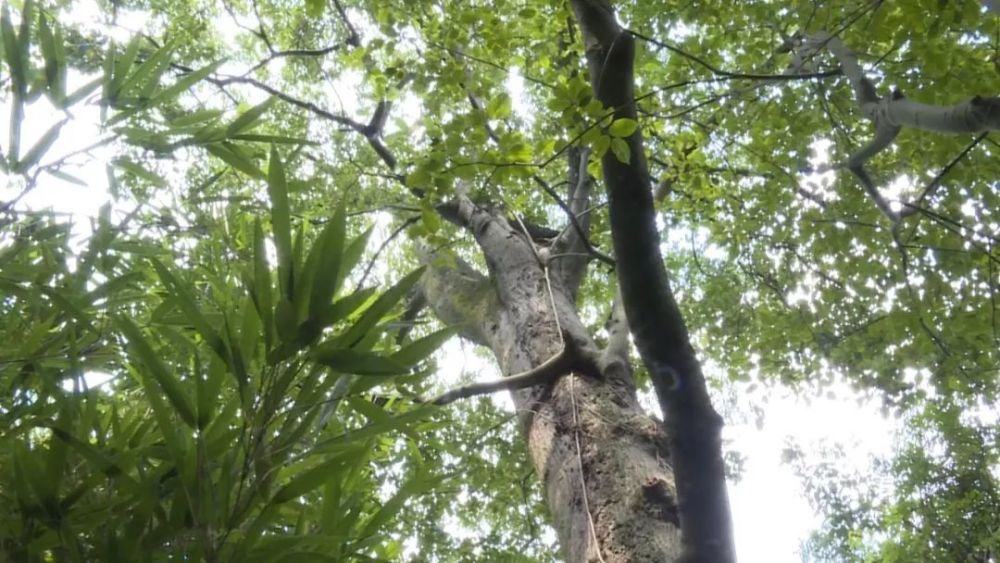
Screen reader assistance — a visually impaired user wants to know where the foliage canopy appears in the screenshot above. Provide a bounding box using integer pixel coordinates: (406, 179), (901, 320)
(1, 0), (999, 560)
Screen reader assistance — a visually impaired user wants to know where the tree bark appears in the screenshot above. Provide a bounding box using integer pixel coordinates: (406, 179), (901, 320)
(420, 195), (684, 562)
(568, 2), (735, 561)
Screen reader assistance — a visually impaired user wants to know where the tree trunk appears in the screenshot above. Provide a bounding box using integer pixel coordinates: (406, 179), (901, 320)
(420, 194), (684, 561)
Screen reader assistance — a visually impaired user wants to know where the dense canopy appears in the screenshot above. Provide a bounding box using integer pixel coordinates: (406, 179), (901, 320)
(1, 0), (999, 561)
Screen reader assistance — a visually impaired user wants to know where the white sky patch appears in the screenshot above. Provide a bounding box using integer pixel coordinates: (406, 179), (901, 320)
(798, 138), (838, 204)
(0, 74), (114, 227)
(883, 174), (916, 213)
(506, 66), (533, 124)
(61, 370), (116, 392)
(726, 379), (896, 562)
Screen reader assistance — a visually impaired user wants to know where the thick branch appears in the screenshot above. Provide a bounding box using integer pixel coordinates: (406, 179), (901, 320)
(552, 147), (604, 295)
(802, 31), (1000, 221)
(417, 243), (498, 347)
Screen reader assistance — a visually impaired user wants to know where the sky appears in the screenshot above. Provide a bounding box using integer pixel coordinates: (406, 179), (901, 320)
(0, 3), (909, 561)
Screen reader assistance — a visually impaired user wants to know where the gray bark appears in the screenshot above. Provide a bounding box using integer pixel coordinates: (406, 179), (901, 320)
(421, 195), (684, 562)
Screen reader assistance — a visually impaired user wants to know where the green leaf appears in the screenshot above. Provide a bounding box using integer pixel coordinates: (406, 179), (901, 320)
(268, 146), (294, 300)
(116, 316), (198, 429)
(150, 58), (224, 104)
(1, 3), (27, 94)
(46, 426), (140, 488)
(226, 97), (277, 137)
(231, 133), (318, 145)
(205, 142), (264, 178)
(14, 442), (57, 510)
(118, 40), (173, 99)
(311, 347), (407, 375)
(45, 168), (88, 187)
(251, 219), (275, 351)
(359, 472), (447, 539)
(110, 36), (142, 97)
(608, 118), (639, 138)
(335, 227), (372, 292)
(486, 94), (512, 119)
(592, 134), (611, 158)
(16, 119), (64, 171)
(326, 267), (425, 349)
(149, 259), (231, 364)
(422, 203), (441, 234)
(272, 453), (358, 504)
(318, 287), (377, 328)
(610, 137), (631, 164)
(62, 76), (101, 108)
(169, 108), (223, 127)
(305, 0), (327, 18)
(391, 326), (458, 367)
(113, 157), (167, 187)
(38, 14), (66, 102)
(307, 204), (347, 318)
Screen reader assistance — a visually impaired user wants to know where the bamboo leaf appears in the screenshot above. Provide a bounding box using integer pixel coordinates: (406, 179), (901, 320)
(230, 133), (317, 145)
(391, 326), (458, 367)
(326, 267), (425, 349)
(38, 14), (66, 102)
(334, 227), (372, 296)
(16, 119), (64, 171)
(0, 5), (25, 92)
(116, 317), (198, 429)
(251, 219), (275, 350)
(307, 203), (347, 320)
(119, 40), (173, 100)
(205, 142), (265, 178)
(310, 347), (407, 375)
(226, 97), (276, 137)
(271, 453), (359, 505)
(267, 146), (294, 299)
(62, 76), (101, 108)
(110, 36), (142, 98)
(149, 258), (230, 363)
(150, 59), (224, 104)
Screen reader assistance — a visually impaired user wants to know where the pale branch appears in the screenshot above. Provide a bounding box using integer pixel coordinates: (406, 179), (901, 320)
(599, 285), (630, 373)
(415, 242), (495, 346)
(553, 147), (596, 249)
(800, 31), (1000, 222)
(553, 147), (609, 295)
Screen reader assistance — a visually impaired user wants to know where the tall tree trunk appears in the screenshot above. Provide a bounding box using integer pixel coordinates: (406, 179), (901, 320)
(421, 192), (685, 561)
(568, 2), (736, 560)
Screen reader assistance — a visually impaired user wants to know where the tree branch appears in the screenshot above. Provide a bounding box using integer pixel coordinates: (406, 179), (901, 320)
(429, 340), (575, 405)
(801, 31), (1000, 221)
